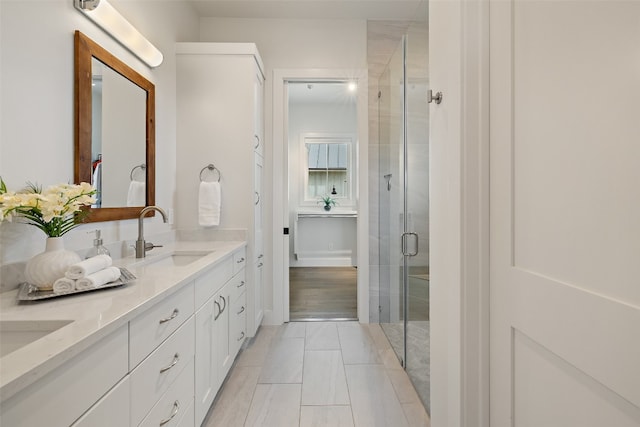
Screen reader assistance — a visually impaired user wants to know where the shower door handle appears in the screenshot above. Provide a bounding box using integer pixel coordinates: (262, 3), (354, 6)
(401, 232), (419, 256)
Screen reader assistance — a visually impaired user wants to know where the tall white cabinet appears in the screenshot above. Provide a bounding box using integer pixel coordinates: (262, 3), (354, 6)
(176, 43), (265, 338)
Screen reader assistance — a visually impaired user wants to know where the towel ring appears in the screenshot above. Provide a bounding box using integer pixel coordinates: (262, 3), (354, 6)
(130, 164), (146, 182)
(199, 164), (221, 182)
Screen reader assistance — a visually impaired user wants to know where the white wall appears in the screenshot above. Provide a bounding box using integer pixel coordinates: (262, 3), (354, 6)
(0, 0), (199, 287)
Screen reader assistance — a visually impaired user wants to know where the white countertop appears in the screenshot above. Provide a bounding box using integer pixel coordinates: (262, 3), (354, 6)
(0, 240), (246, 402)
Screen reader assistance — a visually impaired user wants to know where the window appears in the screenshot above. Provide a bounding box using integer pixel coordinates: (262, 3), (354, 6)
(302, 134), (354, 204)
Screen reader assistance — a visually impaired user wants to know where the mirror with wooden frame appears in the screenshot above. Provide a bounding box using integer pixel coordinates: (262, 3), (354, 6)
(74, 30), (155, 222)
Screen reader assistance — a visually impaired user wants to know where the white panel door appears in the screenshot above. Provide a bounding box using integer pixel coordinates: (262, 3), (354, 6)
(490, 1), (640, 425)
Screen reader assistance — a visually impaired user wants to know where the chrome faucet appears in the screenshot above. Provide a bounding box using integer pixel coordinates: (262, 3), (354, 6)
(136, 206), (169, 258)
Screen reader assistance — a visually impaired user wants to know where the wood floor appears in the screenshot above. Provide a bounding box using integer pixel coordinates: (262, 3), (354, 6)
(289, 267), (357, 320)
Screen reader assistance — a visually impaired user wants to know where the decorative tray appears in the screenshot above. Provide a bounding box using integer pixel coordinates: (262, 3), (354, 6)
(17, 268), (137, 302)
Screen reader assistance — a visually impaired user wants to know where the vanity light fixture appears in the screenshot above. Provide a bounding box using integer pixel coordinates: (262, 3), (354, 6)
(74, 0), (163, 68)
(348, 81), (357, 92)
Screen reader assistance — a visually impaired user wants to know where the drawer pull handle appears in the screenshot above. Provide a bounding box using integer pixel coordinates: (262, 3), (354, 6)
(258, 254), (264, 259)
(237, 257), (245, 264)
(237, 280), (246, 288)
(159, 309), (179, 324)
(159, 353), (180, 373)
(214, 300), (221, 320)
(254, 134), (260, 149)
(238, 332), (245, 341)
(159, 400), (180, 426)
(220, 295), (227, 314)
(237, 305), (245, 315)
(255, 192), (260, 205)
(258, 262), (263, 268)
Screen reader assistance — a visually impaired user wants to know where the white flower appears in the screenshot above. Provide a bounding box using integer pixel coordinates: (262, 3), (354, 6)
(0, 179), (96, 237)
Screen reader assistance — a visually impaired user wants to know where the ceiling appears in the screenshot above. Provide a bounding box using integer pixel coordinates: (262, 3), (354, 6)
(187, 0), (427, 21)
(288, 81), (358, 104)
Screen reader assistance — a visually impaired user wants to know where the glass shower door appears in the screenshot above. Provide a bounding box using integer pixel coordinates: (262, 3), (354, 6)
(378, 36), (406, 374)
(404, 21), (430, 412)
(378, 20), (430, 413)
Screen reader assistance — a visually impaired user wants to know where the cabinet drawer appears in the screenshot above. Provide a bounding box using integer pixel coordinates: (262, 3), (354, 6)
(0, 325), (128, 427)
(229, 268), (246, 304)
(72, 376), (130, 427)
(130, 283), (194, 368)
(139, 357), (195, 427)
(232, 247), (247, 275)
(194, 256), (233, 305)
(131, 316), (195, 427)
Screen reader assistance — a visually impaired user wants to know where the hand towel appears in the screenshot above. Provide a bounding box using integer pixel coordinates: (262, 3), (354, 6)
(53, 277), (76, 294)
(127, 181), (146, 207)
(91, 162), (102, 208)
(76, 267), (121, 290)
(65, 254), (113, 280)
(198, 181), (221, 227)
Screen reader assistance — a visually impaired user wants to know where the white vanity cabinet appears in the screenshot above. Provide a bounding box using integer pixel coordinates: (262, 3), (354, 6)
(194, 248), (247, 426)
(0, 245), (248, 427)
(177, 43), (265, 338)
(0, 324), (129, 427)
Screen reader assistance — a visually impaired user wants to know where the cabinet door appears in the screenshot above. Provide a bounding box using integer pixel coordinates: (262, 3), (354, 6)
(214, 282), (232, 384)
(254, 259), (264, 332)
(194, 298), (215, 426)
(253, 69), (264, 156)
(254, 151), (264, 263)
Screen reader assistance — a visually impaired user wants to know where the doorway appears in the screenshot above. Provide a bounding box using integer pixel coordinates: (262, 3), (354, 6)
(286, 81), (359, 321)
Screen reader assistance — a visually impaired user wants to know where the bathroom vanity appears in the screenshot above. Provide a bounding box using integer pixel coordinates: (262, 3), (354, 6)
(0, 241), (248, 427)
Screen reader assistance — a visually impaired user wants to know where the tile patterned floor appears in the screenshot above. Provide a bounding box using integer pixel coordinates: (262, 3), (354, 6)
(202, 321), (430, 427)
(380, 321), (431, 413)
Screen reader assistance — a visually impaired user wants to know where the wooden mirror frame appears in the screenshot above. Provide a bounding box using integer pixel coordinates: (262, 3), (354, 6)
(74, 30), (155, 222)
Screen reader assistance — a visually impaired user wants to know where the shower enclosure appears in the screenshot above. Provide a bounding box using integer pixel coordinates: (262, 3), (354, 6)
(377, 20), (430, 412)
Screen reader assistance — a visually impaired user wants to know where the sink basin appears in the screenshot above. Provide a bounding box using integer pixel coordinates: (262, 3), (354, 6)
(132, 250), (214, 268)
(0, 320), (73, 358)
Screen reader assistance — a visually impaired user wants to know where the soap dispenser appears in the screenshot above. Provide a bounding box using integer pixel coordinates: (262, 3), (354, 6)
(86, 230), (110, 258)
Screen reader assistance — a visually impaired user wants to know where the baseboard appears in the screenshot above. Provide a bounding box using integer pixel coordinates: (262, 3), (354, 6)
(291, 257), (354, 267)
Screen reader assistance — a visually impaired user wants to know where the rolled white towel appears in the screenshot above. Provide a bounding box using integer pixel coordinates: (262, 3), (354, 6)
(53, 277), (76, 294)
(76, 267), (121, 290)
(65, 254), (113, 280)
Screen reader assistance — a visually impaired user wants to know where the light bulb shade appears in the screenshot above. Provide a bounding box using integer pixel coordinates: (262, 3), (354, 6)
(74, 0), (163, 68)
